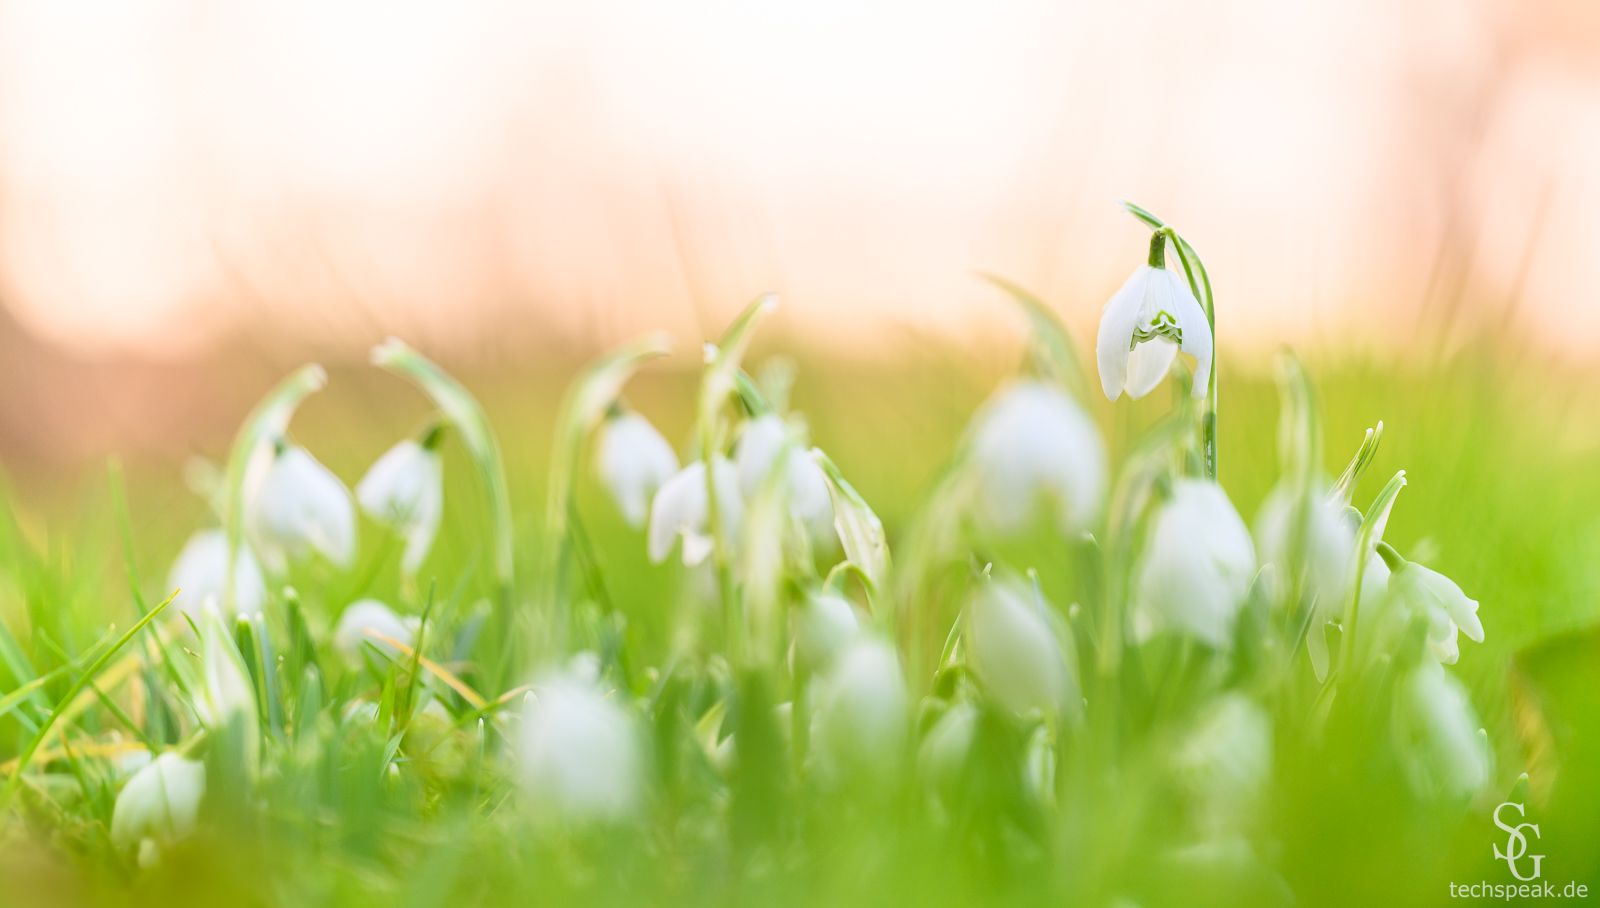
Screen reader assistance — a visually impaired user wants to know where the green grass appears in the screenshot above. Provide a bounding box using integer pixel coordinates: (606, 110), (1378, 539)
(1, 328), (1598, 908)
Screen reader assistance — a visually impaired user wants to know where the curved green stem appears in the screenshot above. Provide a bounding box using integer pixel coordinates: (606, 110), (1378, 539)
(222, 365), (328, 611)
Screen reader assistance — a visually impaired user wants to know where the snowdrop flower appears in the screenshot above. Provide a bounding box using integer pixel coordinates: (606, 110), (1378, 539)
(1382, 553), (1484, 665)
(735, 414), (836, 546)
(166, 529), (267, 621)
(111, 752), (206, 868)
(520, 675), (642, 823)
(356, 438), (443, 574)
(334, 599), (415, 667)
(1255, 487), (1356, 680)
(248, 445), (357, 570)
(1134, 480), (1256, 649)
(967, 381), (1107, 535)
(966, 579), (1075, 716)
(813, 639), (909, 780)
(596, 411), (680, 529)
(793, 592), (860, 672)
(1172, 693), (1273, 837)
(647, 456), (742, 566)
(1394, 658), (1490, 799)
(917, 702), (979, 794)
(1096, 237), (1213, 401)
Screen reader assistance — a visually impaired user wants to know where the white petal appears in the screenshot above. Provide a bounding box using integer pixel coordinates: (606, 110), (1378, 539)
(969, 381), (1107, 534)
(647, 462), (705, 564)
(166, 529), (267, 620)
(1124, 339), (1179, 400)
(520, 675), (641, 822)
(967, 580), (1071, 715)
(813, 639), (908, 780)
(794, 593), (861, 671)
(1135, 480), (1255, 648)
(597, 413), (679, 529)
(250, 447), (357, 569)
(1159, 268), (1213, 400)
(111, 753), (206, 850)
(735, 414), (791, 498)
(1095, 266), (1153, 401)
(334, 599), (414, 666)
(357, 439), (443, 572)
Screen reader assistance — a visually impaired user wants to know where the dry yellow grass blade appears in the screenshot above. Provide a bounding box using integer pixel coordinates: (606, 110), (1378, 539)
(363, 630), (488, 710)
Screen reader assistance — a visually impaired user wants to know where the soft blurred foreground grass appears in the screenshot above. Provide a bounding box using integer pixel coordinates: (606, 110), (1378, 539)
(0, 334), (1598, 907)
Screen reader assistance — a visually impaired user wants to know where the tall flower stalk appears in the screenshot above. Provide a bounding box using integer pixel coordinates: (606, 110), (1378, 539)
(696, 294), (779, 666)
(221, 365), (327, 612)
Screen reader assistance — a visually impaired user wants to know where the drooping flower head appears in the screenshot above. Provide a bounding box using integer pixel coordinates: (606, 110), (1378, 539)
(1384, 552), (1484, 665)
(111, 752), (206, 868)
(735, 413), (836, 548)
(1097, 233), (1213, 401)
(966, 578), (1076, 716)
(595, 410), (680, 529)
(520, 671), (642, 823)
(1393, 657), (1490, 799)
(1254, 485), (1357, 680)
(333, 599), (416, 667)
(967, 381), (1107, 535)
(1134, 479), (1256, 648)
(166, 529), (267, 621)
(356, 436), (443, 574)
(813, 638), (910, 782)
(646, 456), (742, 566)
(248, 444), (357, 570)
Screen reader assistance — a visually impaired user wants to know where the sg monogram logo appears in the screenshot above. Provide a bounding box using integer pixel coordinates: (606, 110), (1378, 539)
(1493, 801), (1544, 882)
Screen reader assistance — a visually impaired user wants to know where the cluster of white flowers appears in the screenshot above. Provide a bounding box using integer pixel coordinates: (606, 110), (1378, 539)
(119, 209), (1496, 865)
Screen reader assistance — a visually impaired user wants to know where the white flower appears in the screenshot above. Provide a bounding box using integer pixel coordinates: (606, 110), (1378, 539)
(1172, 693), (1273, 837)
(646, 456), (742, 566)
(735, 414), (836, 546)
(596, 412), (680, 529)
(1388, 560), (1484, 665)
(1254, 486), (1356, 680)
(1096, 264), (1212, 401)
(966, 579), (1075, 716)
(792, 592), (860, 673)
(111, 752), (206, 867)
(520, 675), (642, 823)
(917, 701), (979, 794)
(1394, 658), (1490, 799)
(813, 639), (909, 780)
(248, 445), (357, 570)
(333, 599), (415, 667)
(356, 439), (443, 574)
(166, 529), (267, 620)
(1134, 480), (1256, 649)
(967, 381), (1107, 535)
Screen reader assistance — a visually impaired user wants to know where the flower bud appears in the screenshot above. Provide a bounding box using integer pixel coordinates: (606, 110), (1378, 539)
(1134, 480), (1256, 648)
(813, 639), (909, 781)
(248, 445), (357, 570)
(735, 414), (836, 547)
(1172, 693), (1273, 837)
(111, 752), (206, 867)
(356, 438), (443, 573)
(917, 701), (979, 794)
(646, 456), (742, 566)
(1254, 485), (1355, 680)
(1393, 658), (1489, 799)
(967, 381), (1106, 535)
(333, 599), (415, 667)
(166, 529), (267, 620)
(595, 411), (680, 529)
(966, 579), (1075, 716)
(520, 675), (642, 823)
(793, 592), (860, 673)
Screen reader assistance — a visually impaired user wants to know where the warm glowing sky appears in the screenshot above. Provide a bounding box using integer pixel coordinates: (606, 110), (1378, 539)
(1, 0), (1598, 360)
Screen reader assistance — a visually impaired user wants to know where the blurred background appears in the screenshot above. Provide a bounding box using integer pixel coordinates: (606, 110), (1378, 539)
(2, 0), (1599, 544)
